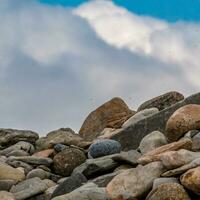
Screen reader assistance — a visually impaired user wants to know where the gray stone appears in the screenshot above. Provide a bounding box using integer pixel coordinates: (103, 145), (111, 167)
(26, 169), (50, 180)
(54, 144), (68, 152)
(153, 177), (178, 189)
(192, 132), (200, 151)
(111, 92), (200, 150)
(52, 183), (108, 200)
(0, 179), (17, 191)
(11, 177), (48, 200)
(88, 139), (121, 158)
(0, 129), (39, 147)
(139, 131), (168, 154)
(122, 108), (159, 128)
(51, 173), (87, 198)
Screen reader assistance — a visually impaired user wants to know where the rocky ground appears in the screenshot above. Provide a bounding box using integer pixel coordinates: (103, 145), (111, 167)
(1, 91), (200, 199)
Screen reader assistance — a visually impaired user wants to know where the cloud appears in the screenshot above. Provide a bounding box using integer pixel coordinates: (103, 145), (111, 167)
(0, 0), (199, 134)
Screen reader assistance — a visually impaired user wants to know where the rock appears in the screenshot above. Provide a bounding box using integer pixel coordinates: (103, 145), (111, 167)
(153, 177), (178, 189)
(0, 191), (15, 200)
(53, 148), (86, 176)
(33, 149), (55, 158)
(88, 139), (121, 158)
(0, 179), (17, 191)
(52, 182), (108, 200)
(45, 185), (58, 197)
(106, 162), (165, 199)
(0, 129), (39, 147)
(26, 168), (50, 180)
(36, 128), (90, 151)
(0, 163), (25, 181)
(114, 164), (133, 172)
(122, 108), (159, 128)
(180, 166), (200, 194)
(137, 91), (184, 111)
(10, 177), (48, 200)
(43, 179), (57, 188)
(138, 137), (192, 165)
(112, 150), (141, 166)
(7, 156), (53, 166)
(97, 128), (123, 140)
(6, 150), (30, 157)
(51, 173), (87, 198)
(146, 183), (190, 200)
(73, 155), (119, 179)
(166, 104), (200, 142)
(54, 144), (68, 152)
(192, 132), (200, 151)
(111, 92), (200, 150)
(162, 158), (200, 177)
(0, 141), (35, 156)
(139, 131), (168, 154)
(160, 149), (200, 169)
(79, 97), (135, 141)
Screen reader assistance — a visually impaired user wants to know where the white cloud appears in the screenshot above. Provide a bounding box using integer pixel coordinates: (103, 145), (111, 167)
(0, 0), (199, 134)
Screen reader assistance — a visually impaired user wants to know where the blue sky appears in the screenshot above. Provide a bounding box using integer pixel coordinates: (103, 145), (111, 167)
(40, 0), (200, 22)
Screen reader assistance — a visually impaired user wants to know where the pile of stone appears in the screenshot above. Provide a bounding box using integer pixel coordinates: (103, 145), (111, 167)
(1, 91), (200, 199)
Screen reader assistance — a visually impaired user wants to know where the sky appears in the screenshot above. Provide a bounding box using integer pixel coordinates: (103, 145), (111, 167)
(0, 0), (200, 135)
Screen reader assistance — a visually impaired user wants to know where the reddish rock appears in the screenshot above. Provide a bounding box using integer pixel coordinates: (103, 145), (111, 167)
(79, 97), (135, 141)
(33, 149), (56, 158)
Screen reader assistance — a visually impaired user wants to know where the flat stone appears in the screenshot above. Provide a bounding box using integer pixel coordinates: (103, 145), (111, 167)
(122, 108), (159, 128)
(79, 97), (135, 141)
(162, 158), (200, 177)
(0, 179), (17, 191)
(138, 137), (192, 165)
(110, 92), (200, 150)
(51, 172), (87, 198)
(11, 177), (48, 200)
(0, 191), (15, 200)
(153, 177), (178, 189)
(166, 104), (200, 142)
(0, 129), (39, 147)
(106, 162), (165, 199)
(0, 163), (25, 182)
(139, 131), (168, 154)
(52, 183), (108, 200)
(180, 166), (200, 194)
(137, 91), (184, 111)
(146, 183), (190, 200)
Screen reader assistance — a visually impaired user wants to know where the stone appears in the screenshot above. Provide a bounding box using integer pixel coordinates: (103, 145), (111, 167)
(0, 163), (25, 182)
(10, 177), (48, 200)
(36, 128), (90, 150)
(7, 156), (53, 166)
(0, 141), (35, 156)
(79, 97), (135, 141)
(180, 166), (200, 194)
(0, 129), (39, 147)
(138, 137), (192, 165)
(54, 144), (68, 152)
(162, 158), (200, 177)
(106, 162), (165, 200)
(112, 150), (141, 166)
(146, 183), (190, 200)
(122, 108), (159, 128)
(43, 179), (57, 188)
(114, 165), (133, 172)
(52, 183), (108, 200)
(137, 91), (184, 111)
(0, 191), (15, 200)
(166, 104), (200, 142)
(53, 148), (86, 176)
(33, 149), (55, 158)
(51, 173), (87, 198)
(45, 185), (58, 197)
(73, 155), (119, 179)
(6, 150), (29, 157)
(88, 139), (121, 158)
(139, 131), (168, 154)
(97, 128), (123, 140)
(110, 92), (200, 150)
(153, 177), (178, 189)
(0, 179), (17, 191)
(160, 149), (200, 169)
(192, 132), (200, 151)
(26, 169), (50, 180)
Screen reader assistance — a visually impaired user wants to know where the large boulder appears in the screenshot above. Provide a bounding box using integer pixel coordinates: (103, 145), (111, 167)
(79, 97), (135, 141)
(111, 92), (200, 150)
(137, 91), (184, 111)
(36, 128), (90, 150)
(166, 104), (200, 142)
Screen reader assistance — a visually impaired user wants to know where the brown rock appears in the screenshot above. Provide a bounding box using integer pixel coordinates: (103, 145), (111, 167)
(33, 149), (56, 158)
(166, 104), (200, 142)
(138, 137), (192, 165)
(0, 191), (15, 200)
(180, 166), (200, 194)
(79, 97), (135, 141)
(146, 183), (190, 200)
(137, 91), (184, 111)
